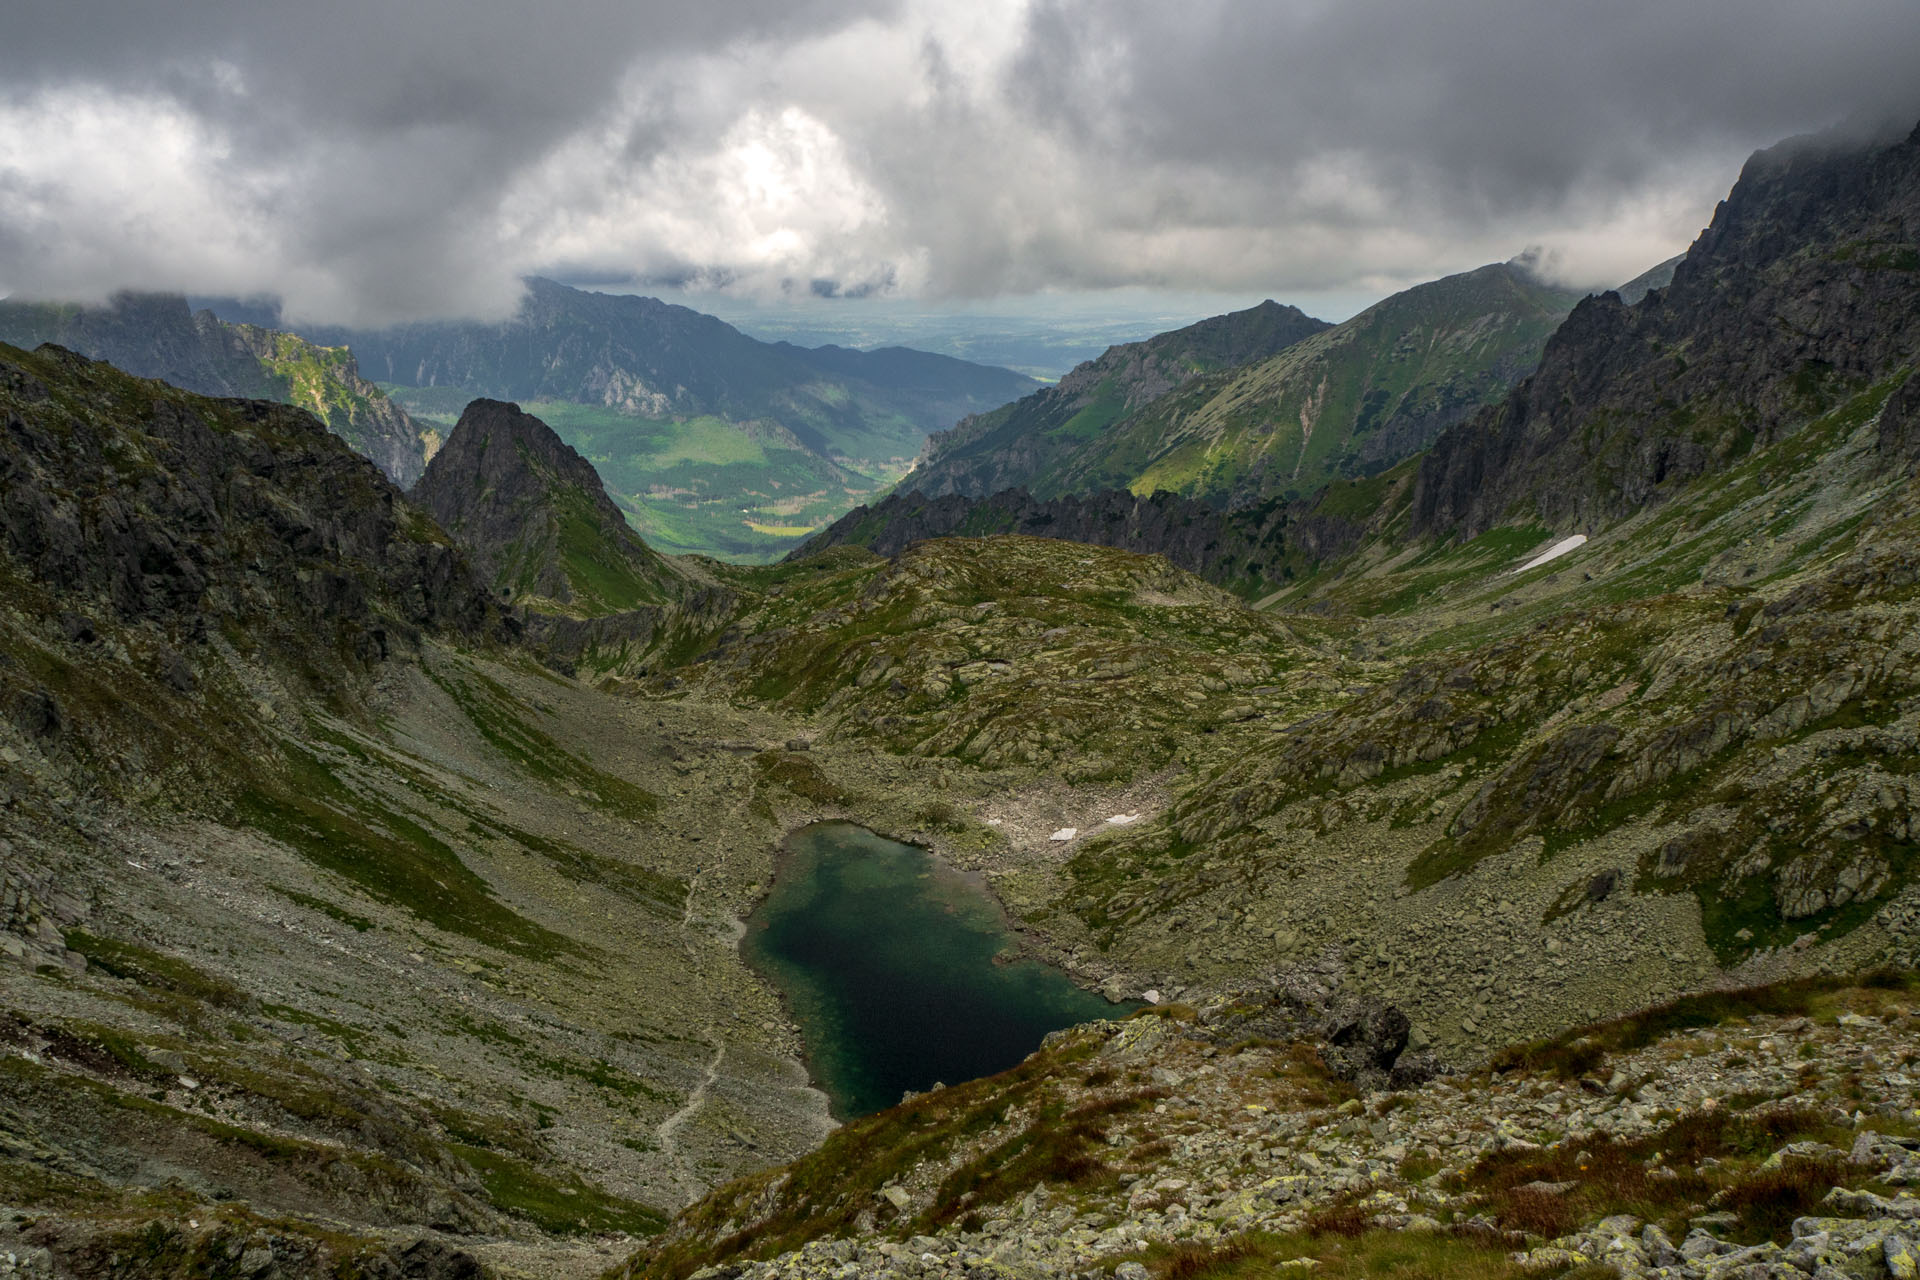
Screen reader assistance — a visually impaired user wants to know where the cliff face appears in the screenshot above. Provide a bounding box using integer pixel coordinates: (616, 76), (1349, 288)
(1413, 120), (1920, 538)
(226, 323), (438, 486)
(0, 293), (435, 485)
(410, 397), (679, 614)
(1, 344), (496, 654)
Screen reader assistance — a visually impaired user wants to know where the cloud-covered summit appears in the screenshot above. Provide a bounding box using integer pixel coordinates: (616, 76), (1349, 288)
(3, 0), (1916, 325)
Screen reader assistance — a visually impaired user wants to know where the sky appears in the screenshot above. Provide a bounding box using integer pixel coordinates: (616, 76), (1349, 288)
(3, 0), (1918, 332)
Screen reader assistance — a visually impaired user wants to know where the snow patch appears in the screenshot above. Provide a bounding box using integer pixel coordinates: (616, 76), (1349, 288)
(1513, 534), (1587, 574)
(1106, 812), (1142, 826)
(1049, 827), (1078, 842)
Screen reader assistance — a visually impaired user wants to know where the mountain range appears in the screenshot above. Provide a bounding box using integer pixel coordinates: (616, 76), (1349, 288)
(905, 261), (1582, 506)
(281, 278), (1042, 560)
(297, 278), (1038, 463)
(0, 281), (1043, 563)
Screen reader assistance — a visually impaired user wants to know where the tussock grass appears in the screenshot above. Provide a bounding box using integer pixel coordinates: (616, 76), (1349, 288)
(452, 1143), (664, 1237)
(1450, 1101), (1860, 1245)
(926, 1088), (1164, 1227)
(61, 931), (251, 1011)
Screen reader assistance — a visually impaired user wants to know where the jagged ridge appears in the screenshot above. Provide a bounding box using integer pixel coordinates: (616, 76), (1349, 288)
(1412, 120), (1920, 539)
(790, 485), (1325, 598)
(0, 293), (436, 485)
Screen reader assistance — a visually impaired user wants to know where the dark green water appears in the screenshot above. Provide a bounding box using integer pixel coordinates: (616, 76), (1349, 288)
(743, 822), (1130, 1118)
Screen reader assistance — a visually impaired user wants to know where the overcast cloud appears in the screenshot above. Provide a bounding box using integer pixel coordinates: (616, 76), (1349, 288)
(2, 0), (1916, 325)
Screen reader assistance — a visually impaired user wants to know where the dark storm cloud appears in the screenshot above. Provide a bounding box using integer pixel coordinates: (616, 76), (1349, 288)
(1011, 0), (1920, 217)
(0, 0), (896, 321)
(2, 0), (1916, 322)
(0, 1), (884, 128)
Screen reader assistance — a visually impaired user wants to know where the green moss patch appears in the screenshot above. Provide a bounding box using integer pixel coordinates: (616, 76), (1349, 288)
(235, 741), (579, 959)
(62, 931), (251, 1010)
(453, 1143), (664, 1236)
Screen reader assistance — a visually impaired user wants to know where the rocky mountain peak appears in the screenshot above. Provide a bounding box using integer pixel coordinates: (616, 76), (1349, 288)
(1413, 116), (1920, 537)
(410, 397), (678, 614)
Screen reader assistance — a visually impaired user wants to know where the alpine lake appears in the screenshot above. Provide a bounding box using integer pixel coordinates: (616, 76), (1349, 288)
(743, 822), (1134, 1118)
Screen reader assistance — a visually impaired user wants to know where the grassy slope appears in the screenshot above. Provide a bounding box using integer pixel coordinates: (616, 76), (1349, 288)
(241, 328), (427, 460)
(649, 537), (1350, 786)
(906, 302), (1331, 502)
(0, 348), (833, 1263)
(1062, 371), (1920, 985)
(479, 436), (679, 615)
(1054, 265), (1581, 504)
(905, 266), (1575, 511)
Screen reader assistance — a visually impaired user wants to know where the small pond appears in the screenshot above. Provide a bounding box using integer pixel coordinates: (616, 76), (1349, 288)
(743, 821), (1132, 1118)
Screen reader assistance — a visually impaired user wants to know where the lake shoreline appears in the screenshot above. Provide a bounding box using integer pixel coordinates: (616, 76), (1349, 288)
(741, 820), (1136, 1118)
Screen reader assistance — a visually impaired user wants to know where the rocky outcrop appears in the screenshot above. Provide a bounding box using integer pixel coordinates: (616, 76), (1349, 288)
(0, 1217), (487, 1280)
(791, 487), (1294, 591)
(1413, 118), (1920, 538)
(410, 398), (680, 614)
(1878, 370), (1920, 462)
(626, 979), (1920, 1280)
(790, 477), (1389, 595)
(522, 580), (740, 675)
(0, 293), (435, 485)
(1, 344), (498, 654)
(1615, 253), (1682, 306)
(1208, 951), (1438, 1092)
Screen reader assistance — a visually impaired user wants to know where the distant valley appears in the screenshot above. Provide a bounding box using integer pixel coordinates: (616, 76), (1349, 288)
(284, 279), (1040, 561)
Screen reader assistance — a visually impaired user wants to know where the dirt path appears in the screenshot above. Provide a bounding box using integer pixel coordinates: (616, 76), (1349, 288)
(653, 1039), (727, 1202)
